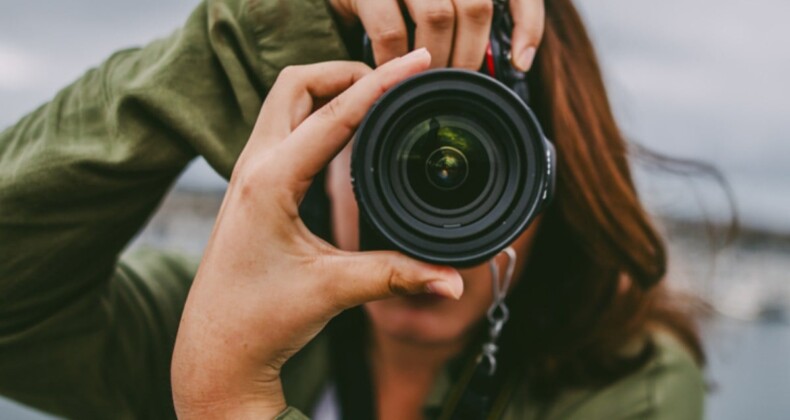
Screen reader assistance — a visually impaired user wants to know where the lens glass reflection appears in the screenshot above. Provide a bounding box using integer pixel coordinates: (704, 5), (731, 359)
(399, 115), (492, 210)
(425, 146), (469, 190)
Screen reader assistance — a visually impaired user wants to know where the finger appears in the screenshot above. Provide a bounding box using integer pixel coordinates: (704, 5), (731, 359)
(321, 251), (464, 310)
(282, 48), (431, 186)
(450, 0), (494, 70)
(510, 0), (545, 72)
(357, 0), (409, 66)
(406, 0), (456, 68)
(251, 61), (372, 145)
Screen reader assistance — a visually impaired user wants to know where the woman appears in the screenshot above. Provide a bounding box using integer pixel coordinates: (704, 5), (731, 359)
(0, 0), (704, 419)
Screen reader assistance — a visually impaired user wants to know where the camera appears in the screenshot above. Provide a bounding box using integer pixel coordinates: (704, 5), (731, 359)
(352, 3), (556, 267)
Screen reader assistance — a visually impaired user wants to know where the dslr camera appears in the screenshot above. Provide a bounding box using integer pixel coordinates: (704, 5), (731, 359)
(352, 2), (556, 267)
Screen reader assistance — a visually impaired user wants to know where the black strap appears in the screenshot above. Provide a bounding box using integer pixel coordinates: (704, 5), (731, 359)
(328, 308), (377, 420)
(439, 338), (522, 420)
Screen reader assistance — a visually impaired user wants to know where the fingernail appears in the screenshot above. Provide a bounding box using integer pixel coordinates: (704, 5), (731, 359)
(514, 46), (536, 72)
(400, 47), (430, 63)
(426, 279), (462, 300)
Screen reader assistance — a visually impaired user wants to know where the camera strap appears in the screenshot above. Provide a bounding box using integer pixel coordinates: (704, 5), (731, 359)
(434, 247), (522, 420)
(479, 247), (517, 376)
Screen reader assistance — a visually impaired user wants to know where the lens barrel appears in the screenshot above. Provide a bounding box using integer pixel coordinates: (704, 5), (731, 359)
(352, 69), (553, 267)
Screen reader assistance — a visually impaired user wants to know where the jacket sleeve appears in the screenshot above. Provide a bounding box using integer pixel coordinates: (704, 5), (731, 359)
(0, 0), (347, 418)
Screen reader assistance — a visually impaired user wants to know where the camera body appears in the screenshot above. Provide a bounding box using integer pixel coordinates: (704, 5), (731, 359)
(352, 3), (556, 267)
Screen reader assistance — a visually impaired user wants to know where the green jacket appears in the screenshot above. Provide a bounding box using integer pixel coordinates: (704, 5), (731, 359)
(0, 0), (704, 418)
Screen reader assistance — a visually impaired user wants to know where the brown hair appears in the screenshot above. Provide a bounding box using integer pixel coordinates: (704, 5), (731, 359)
(507, 0), (705, 399)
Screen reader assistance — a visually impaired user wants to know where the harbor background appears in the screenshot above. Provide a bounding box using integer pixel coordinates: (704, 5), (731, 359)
(2, 0), (788, 418)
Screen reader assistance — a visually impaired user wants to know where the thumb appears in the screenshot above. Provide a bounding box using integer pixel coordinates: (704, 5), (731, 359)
(323, 251), (464, 310)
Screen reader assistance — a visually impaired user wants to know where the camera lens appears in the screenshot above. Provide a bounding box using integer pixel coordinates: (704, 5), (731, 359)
(353, 69), (553, 266)
(400, 116), (491, 211)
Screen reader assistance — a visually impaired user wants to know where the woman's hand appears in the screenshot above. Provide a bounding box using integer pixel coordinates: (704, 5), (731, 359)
(328, 0), (545, 71)
(171, 49), (463, 419)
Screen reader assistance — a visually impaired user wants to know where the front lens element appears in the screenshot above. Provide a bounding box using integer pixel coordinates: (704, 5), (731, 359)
(425, 146), (468, 190)
(400, 115), (493, 211)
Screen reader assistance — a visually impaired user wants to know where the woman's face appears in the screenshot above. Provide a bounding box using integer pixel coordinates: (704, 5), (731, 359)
(327, 143), (541, 346)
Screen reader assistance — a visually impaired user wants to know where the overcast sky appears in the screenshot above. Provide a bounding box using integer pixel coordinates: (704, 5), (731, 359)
(1, 0), (788, 231)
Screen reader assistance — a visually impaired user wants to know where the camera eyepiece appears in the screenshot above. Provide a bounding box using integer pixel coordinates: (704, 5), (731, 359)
(352, 69), (555, 267)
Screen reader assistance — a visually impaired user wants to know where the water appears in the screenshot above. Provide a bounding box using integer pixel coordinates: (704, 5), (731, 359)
(705, 320), (790, 419)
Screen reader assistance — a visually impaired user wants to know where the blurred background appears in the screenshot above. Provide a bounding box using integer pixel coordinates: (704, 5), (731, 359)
(1, 0), (788, 418)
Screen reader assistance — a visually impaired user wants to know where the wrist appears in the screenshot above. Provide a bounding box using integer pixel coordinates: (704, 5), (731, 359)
(173, 379), (287, 420)
(176, 400), (287, 420)
(172, 332), (287, 419)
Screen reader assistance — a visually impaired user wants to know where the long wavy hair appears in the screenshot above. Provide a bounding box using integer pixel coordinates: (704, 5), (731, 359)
(504, 0), (705, 399)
